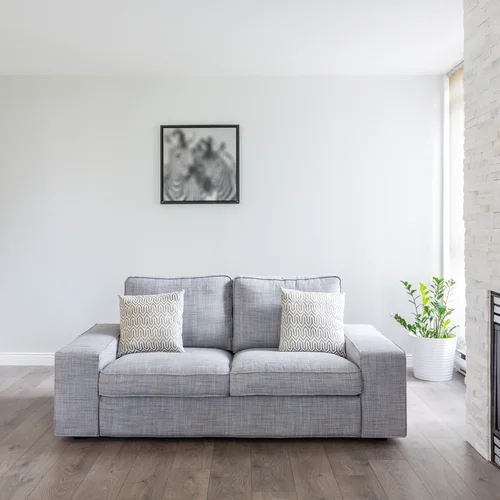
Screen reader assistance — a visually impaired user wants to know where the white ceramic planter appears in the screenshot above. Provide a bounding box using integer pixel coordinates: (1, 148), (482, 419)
(409, 333), (458, 382)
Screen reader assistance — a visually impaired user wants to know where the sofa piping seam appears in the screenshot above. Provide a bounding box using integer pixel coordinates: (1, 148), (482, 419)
(100, 373), (229, 376)
(230, 371), (360, 375)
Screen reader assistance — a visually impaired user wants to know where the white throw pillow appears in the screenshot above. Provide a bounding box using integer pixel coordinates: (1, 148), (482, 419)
(117, 291), (185, 357)
(278, 288), (345, 356)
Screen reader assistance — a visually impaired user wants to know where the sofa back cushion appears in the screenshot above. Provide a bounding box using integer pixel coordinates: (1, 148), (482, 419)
(125, 276), (232, 350)
(232, 276), (341, 352)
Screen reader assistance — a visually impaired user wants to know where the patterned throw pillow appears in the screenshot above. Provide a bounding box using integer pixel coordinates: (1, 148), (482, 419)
(278, 288), (345, 356)
(117, 291), (185, 357)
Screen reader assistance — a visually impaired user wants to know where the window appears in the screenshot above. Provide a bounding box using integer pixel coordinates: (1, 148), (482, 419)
(446, 65), (465, 340)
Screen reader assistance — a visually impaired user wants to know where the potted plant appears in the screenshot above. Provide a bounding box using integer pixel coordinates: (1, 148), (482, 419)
(393, 277), (458, 381)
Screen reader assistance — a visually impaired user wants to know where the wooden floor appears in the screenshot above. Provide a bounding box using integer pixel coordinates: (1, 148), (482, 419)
(0, 367), (498, 500)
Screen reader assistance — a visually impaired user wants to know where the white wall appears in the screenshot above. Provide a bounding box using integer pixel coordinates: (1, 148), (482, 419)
(0, 76), (443, 354)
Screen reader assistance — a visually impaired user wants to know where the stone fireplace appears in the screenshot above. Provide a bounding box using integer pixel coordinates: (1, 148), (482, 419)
(464, 0), (500, 461)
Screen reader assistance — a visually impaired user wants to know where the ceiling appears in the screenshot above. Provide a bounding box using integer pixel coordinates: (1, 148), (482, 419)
(0, 0), (463, 76)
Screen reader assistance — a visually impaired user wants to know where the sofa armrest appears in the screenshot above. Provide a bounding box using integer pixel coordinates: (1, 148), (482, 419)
(54, 324), (119, 436)
(344, 324), (407, 438)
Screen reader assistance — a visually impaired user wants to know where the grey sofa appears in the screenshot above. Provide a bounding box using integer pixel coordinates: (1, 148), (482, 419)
(54, 275), (407, 438)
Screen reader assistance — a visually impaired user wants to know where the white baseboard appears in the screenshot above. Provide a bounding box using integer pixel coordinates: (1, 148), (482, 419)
(406, 354), (413, 368)
(0, 353), (55, 366)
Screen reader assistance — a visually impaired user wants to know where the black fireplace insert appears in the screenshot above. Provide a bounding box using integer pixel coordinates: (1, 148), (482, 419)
(491, 291), (500, 468)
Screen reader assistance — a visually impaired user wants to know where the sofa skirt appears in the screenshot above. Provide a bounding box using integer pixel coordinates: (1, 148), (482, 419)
(99, 395), (361, 438)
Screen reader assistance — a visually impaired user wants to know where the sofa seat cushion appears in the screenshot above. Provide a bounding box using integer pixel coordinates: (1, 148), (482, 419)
(230, 348), (361, 396)
(99, 348), (232, 397)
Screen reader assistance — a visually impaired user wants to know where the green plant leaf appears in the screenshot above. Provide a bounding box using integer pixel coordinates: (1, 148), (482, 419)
(420, 283), (429, 306)
(395, 277), (457, 339)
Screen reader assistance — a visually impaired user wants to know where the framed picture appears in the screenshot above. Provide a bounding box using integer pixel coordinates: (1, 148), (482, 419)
(161, 125), (239, 204)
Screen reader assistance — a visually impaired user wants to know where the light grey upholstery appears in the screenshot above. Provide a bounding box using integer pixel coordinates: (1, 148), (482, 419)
(125, 276), (232, 351)
(54, 276), (407, 439)
(100, 349), (232, 397)
(54, 324), (119, 437)
(345, 324), (407, 438)
(232, 276), (341, 352)
(230, 348), (361, 396)
(99, 395), (361, 437)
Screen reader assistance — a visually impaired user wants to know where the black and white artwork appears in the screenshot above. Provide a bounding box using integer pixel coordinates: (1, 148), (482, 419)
(161, 125), (239, 204)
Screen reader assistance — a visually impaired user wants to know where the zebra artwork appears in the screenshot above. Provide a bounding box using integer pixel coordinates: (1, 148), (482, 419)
(161, 125), (239, 204)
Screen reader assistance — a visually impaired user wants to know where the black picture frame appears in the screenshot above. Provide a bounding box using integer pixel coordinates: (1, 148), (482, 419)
(160, 124), (240, 204)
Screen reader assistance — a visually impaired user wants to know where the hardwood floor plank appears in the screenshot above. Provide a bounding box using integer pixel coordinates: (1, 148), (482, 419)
(324, 440), (402, 479)
(207, 440), (252, 500)
(0, 369), (54, 441)
(323, 439), (404, 478)
(402, 448), (478, 500)
(172, 439), (214, 470)
(72, 440), (141, 500)
(0, 367), (34, 394)
(288, 441), (341, 499)
(0, 367), (52, 397)
(446, 373), (467, 397)
(410, 375), (466, 439)
(392, 426), (433, 450)
(252, 441), (295, 493)
(369, 460), (433, 500)
(0, 396), (53, 445)
(0, 400), (53, 478)
(406, 390), (459, 439)
(410, 378), (466, 414)
(163, 468), (210, 500)
(252, 493), (298, 500)
(25, 439), (104, 500)
(336, 475), (388, 500)
(0, 427), (69, 500)
(327, 457), (375, 476)
(414, 420), (460, 440)
(324, 440), (403, 461)
(115, 440), (178, 500)
(429, 438), (500, 500)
